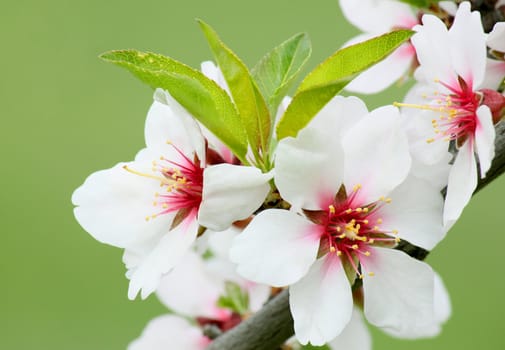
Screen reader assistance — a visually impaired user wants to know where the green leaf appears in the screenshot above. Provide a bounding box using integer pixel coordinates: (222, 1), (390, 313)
(99, 50), (248, 163)
(216, 281), (250, 315)
(252, 33), (311, 115)
(198, 20), (271, 161)
(276, 29), (414, 140)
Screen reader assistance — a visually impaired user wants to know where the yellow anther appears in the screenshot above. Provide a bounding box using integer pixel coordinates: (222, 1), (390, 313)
(336, 227), (342, 232)
(368, 272), (375, 277)
(395, 237), (401, 243)
(162, 203), (168, 209)
(345, 208), (352, 214)
(377, 218), (383, 224)
(369, 239), (375, 244)
(359, 274), (364, 279)
(352, 244), (359, 250)
(364, 251), (371, 257)
(145, 216), (150, 221)
(353, 184), (362, 191)
(152, 160), (157, 166)
(166, 140), (172, 145)
(355, 208), (363, 213)
(330, 246), (336, 253)
(392, 229), (398, 235)
(337, 251), (342, 256)
(339, 233), (346, 239)
(379, 196), (385, 201)
(432, 119), (437, 124)
(155, 192), (160, 197)
(363, 208), (369, 213)
(426, 138), (435, 144)
(329, 205), (336, 214)
(153, 201), (157, 206)
(363, 219), (369, 224)
(385, 198), (392, 204)
(373, 226), (380, 231)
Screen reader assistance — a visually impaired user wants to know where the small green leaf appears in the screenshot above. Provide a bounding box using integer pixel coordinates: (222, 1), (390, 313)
(276, 30), (414, 140)
(216, 281), (249, 315)
(252, 33), (311, 115)
(198, 20), (271, 161)
(99, 50), (249, 163)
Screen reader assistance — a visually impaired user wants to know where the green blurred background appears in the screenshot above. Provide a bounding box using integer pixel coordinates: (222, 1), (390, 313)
(2, 0), (504, 349)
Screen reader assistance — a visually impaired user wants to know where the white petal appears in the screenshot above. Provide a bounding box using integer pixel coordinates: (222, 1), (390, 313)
(475, 105), (496, 177)
(229, 209), (320, 287)
(72, 162), (173, 248)
(345, 43), (415, 94)
(448, 2), (487, 87)
(128, 315), (208, 350)
(126, 216), (199, 300)
(343, 106), (411, 202)
(290, 254), (353, 346)
(434, 272), (451, 325)
(275, 126), (344, 210)
(328, 307), (372, 350)
(339, 0), (417, 33)
(438, 1), (458, 16)
(276, 96), (369, 209)
(379, 175), (445, 250)
(150, 89), (206, 164)
(198, 164), (273, 231)
(481, 59), (505, 90)
(155, 251), (225, 318)
(412, 14), (456, 85)
(488, 22), (505, 53)
(363, 247), (435, 337)
(201, 60), (231, 94)
(443, 141), (478, 228)
(247, 283), (271, 313)
(381, 271), (451, 339)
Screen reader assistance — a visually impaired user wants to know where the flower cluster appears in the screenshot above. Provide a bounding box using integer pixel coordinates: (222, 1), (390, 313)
(72, 1), (504, 349)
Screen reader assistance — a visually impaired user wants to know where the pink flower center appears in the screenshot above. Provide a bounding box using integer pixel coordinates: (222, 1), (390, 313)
(397, 76), (481, 145)
(124, 142), (204, 222)
(307, 185), (399, 279)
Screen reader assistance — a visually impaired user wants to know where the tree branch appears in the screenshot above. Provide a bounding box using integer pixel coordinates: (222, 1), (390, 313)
(207, 121), (505, 350)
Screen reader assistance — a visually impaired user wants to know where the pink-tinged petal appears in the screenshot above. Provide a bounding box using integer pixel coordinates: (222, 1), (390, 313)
(443, 140), (477, 228)
(128, 315), (208, 350)
(345, 42), (415, 94)
(72, 162), (173, 248)
(126, 216), (199, 300)
(448, 2), (487, 86)
(229, 209), (320, 287)
(475, 105), (496, 177)
(199, 164), (272, 231)
(155, 251), (224, 319)
(339, 0), (416, 33)
(327, 307), (372, 350)
(481, 59), (505, 90)
(362, 247), (435, 337)
(343, 106), (411, 202)
(412, 15), (456, 85)
(275, 127), (344, 210)
(150, 89), (206, 164)
(290, 254), (353, 346)
(379, 175), (445, 251)
(488, 22), (505, 53)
